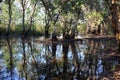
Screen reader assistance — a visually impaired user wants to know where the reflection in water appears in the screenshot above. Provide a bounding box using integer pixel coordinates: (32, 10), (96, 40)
(6, 38), (13, 80)
(21, 38), (27, 80)
(0, 37), (119, 80)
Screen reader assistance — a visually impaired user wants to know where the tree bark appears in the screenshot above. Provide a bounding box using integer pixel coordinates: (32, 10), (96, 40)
(111, 0), (120, 52)
(6, 0), (12, 36)
(21, 0), (25, 34)
(106, 0), (120, 52)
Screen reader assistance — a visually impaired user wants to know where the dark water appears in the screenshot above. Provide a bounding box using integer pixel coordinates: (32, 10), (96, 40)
(0, 36), (119, 80)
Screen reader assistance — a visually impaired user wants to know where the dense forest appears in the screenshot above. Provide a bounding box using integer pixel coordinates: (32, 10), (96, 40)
(0, 0), (120, 45)
(0, 0), (119, 50)
(0, 0), (119, 37)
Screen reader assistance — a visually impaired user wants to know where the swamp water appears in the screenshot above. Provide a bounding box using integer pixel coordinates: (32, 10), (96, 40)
(0, 36), (119, 80)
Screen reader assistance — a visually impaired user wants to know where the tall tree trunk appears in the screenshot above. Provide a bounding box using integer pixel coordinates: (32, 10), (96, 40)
(44, 14), (50, 38)
(22, 0), (25, 34)
(45, 23), (50, 38)
(6, 0), (12, 36)
(107, 0), (120, 52)
(41, 0), (51, 38)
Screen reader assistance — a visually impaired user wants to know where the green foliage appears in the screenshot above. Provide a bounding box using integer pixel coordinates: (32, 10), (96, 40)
(85, 10), (103, 26)
(0, 3), (9, 24)
(4, 0), (15, 4)
(78, 23), (86, 34)
(0, 0), (113, 36)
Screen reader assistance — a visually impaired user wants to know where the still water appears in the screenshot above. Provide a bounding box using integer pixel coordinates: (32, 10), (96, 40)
(0, 36), (119, 80)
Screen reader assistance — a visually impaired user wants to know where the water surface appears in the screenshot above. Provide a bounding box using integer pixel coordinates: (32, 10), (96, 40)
(0, 36), (119, 80)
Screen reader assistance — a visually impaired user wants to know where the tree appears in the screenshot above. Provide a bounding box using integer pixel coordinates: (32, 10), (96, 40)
(85, 10), (103, 34)
(106, 0), (120, 52)
(60, 0), (82, 39)
(21, 0), (26, 34)
(83, 0), (106, 35)
(25, 0), (38, 35)
(5, 0), (14, 35)
(52, 0), (84, 39)
(40, 0), (57, 38)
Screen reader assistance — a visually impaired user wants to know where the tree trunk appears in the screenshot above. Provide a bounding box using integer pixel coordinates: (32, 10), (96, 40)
(45, 24), (49, 38)
(22, 0), (25, 35)
(108, 0), (120, 53)
(6, 0), (12, 36)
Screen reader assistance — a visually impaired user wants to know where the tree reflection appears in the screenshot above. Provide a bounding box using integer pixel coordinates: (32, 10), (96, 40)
(52, 42), (61, 73)
(27, 39), (40, 80)
(62, 42), (69, 74)
(21, 38), (28, 80)
(6, 38), (13, 80)
(0, 37), (119, 80)
(52, 43), (57, 63)
(70, 41), (80, 79)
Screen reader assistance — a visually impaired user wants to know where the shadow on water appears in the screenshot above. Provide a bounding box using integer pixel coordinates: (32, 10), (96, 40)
(0, 36), (120, 80)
